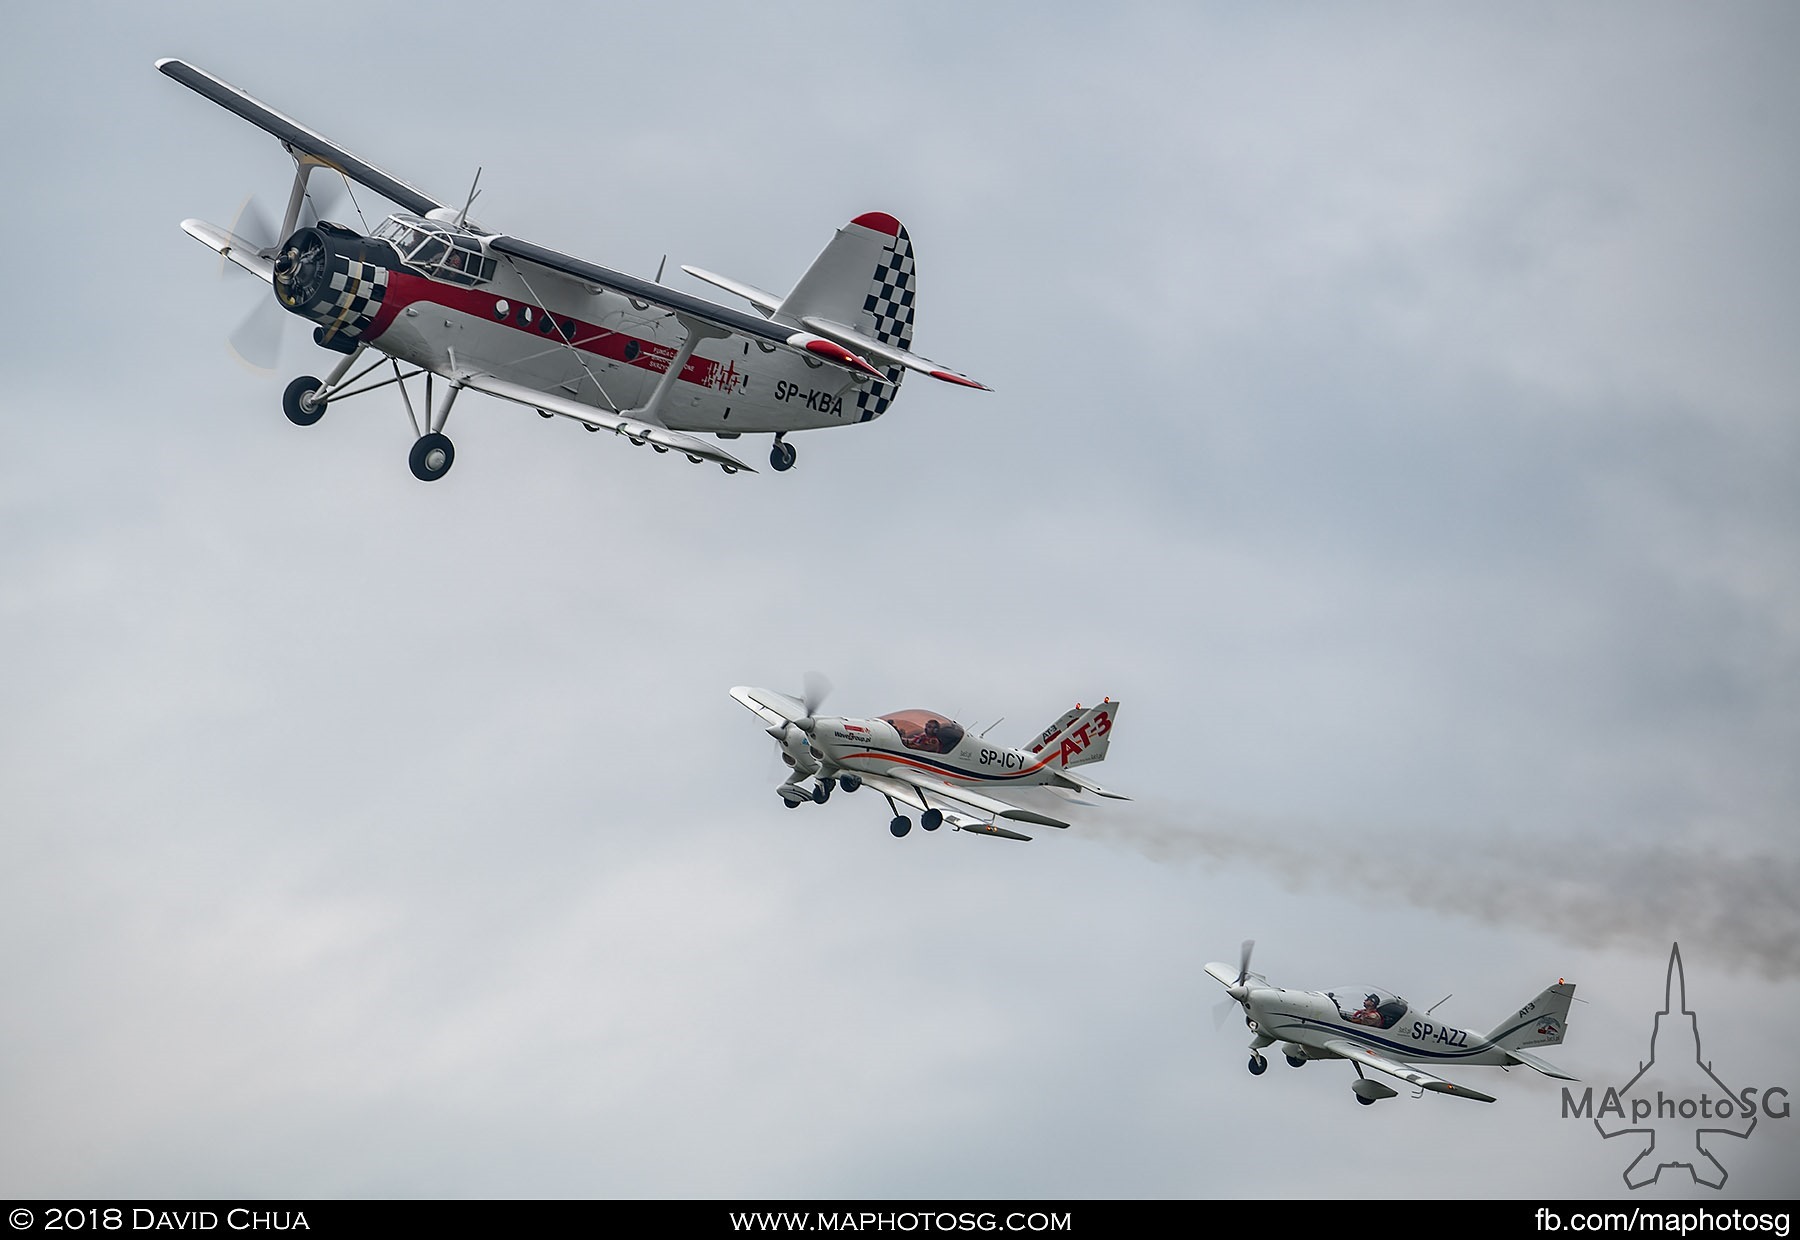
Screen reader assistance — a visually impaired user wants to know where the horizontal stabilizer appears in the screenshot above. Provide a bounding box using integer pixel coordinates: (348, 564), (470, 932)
(180, 218), (274, 282)
(797, 316), (989, 390)
(680, 265), (781, 316)
(1507, 1048), (1578, 1081)
(1052, 767), (1130, 800)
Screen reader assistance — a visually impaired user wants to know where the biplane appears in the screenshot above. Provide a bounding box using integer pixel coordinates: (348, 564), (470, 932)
(158, 58), (987, 481)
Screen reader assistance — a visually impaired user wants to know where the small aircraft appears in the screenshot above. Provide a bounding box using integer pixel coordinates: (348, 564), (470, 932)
(730, 681), (1127, 840)
(157, 58), (987, 482)
(1206, 941), (1578, 1105)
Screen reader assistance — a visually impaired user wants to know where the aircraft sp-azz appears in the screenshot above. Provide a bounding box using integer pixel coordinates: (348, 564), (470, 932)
(1208, 940), (1578, 1106)
(158, 59), (987, 482)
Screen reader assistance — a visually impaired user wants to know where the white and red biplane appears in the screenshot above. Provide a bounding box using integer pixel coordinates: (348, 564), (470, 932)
(158, 58), (987, 481)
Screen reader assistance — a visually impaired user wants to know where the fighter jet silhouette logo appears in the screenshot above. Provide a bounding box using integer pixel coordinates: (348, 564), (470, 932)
(1595, 944), (1755, 1189)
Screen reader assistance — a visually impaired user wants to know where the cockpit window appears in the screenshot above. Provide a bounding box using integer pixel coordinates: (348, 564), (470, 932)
(374, 215), (496, 285)
(879, 710), (966, 754)
(1330, 988), (1408, 1030)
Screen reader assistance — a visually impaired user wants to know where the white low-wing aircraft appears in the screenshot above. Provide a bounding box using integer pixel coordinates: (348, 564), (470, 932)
(158, 58), (987, 482)
(730, 682), (1127, 840)
(1206, 941), (1578, 1105)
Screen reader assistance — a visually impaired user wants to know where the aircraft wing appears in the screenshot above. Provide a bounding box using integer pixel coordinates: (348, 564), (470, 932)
(157, 59), (445, 216)
(1317, 1038), (1497, 1103)
(851, 773), (1033, 841)
(870, 769), (1071, 830)
(730, 686), (810, 728)
(180, 219), (275, 283)
(487, 237), (889, 383)
(453, 373), (754, 472)
(1203, 962), (1241, 988)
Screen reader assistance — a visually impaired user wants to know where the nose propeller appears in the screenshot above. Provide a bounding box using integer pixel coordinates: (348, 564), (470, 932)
(221, 177), (346, 371)
(791, 670), (833, 732)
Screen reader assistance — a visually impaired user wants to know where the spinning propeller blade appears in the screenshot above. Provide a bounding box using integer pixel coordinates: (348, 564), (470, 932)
(801, 671), (833, 719)
(1235, 938), (1256, 987)
(219, 180), (348, 372)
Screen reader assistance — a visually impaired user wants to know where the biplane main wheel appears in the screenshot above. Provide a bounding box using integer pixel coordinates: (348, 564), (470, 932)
(408, 433), (455, 482)
(1356, 1093), (1376, 1106)
(811, 782), (830, 805)
(1247, 1054), (1267, 1076)
(889, 816), (912, 837)
(920, 809), (943, 831)
(837, 774), (861, 793)
(769, 440), (797, 472)
(282, 376), (325, 426)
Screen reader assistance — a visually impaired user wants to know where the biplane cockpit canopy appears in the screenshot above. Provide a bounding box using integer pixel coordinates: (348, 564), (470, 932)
(373, 214), (496, 286)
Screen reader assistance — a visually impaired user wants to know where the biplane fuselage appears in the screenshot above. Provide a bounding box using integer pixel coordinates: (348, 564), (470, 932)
(309, 213), (901, 439)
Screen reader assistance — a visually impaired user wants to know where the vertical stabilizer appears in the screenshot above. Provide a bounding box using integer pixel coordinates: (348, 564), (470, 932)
(780, 212), (914, 423)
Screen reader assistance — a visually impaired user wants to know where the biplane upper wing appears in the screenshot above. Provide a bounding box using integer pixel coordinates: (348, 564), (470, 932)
(457, 373), (753, 472)
(1317, 1038), (1498, 1103)
(156, 59), (445, 216)
(487, 237), (889, 383)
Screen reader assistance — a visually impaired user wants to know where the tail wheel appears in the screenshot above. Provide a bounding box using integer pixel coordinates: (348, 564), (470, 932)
(283, 376), (325, 426)
(770, 440), (797, 472)
(409, 433), (455, 482)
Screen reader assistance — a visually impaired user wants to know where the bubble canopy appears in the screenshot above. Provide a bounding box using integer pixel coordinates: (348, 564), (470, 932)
(879, 710), (966, 754)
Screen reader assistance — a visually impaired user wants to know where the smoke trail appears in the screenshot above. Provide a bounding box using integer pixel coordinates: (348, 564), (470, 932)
(1082, 804), (1800, 979)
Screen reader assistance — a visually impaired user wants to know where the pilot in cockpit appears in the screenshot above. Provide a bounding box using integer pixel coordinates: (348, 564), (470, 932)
(1348, 994), (1385, 1026)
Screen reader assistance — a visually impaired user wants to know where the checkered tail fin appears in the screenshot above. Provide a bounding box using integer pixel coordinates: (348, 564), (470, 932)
(781, 212), (915, 423)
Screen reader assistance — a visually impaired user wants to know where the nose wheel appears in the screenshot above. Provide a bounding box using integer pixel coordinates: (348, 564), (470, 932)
(1247, 1053), (1268, 1076)
(409, 433), (455, 482)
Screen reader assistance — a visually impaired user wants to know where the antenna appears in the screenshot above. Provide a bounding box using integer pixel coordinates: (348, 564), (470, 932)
(655, 253), (668, 283)
(978, 717), (1005, 738)
(1427, 994), (1452, 1016)
(455, 167), (483, 228)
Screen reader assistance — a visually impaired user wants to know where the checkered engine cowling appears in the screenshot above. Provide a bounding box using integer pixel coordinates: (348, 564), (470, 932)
(275, 225), (392, 354)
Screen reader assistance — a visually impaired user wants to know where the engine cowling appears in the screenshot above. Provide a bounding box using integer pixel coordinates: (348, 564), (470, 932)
(273, 223), (400, 353)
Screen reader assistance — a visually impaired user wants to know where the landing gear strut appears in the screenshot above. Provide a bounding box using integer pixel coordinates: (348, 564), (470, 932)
(1247, 1053), (1268, 1076)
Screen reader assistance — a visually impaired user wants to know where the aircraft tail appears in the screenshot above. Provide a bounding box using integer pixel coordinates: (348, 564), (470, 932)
(1028, 699), (1120, 770)
(781, 213), (913, 422)
(1486, 981), (1577, 1052)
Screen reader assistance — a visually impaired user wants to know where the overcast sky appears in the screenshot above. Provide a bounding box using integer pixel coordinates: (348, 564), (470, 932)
(3, 1), (1797, 1200)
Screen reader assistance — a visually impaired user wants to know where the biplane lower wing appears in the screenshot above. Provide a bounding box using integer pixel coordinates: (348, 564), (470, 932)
(1317, 1038), (1498, 1103)
(157, 59), (445, 217)
(456, 372), (754, 472)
